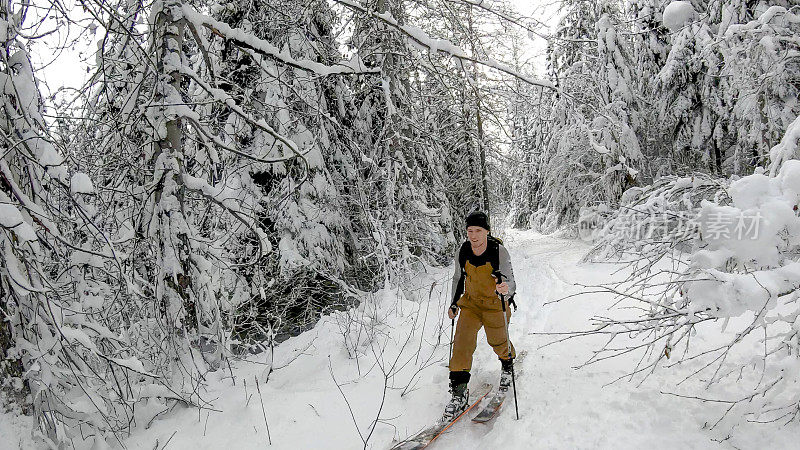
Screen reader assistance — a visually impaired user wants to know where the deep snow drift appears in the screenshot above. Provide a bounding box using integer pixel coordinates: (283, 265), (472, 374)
(3, 230), (798, 449)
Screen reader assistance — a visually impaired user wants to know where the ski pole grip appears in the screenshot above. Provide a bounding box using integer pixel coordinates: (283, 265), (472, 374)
(494, 271), (508, 312)
(449, 304), (459, 321)
(493, 271), (504, 285)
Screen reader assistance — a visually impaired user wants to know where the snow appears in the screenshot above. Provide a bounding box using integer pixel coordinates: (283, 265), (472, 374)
(110, 357), (157, 377)
(0, 394), (38, 450)
(3, 231), (794, 448)
(725, 6), (794, 37)
(0, 202), (25, 228)
(678, 159), (800, 321)
(7, 218), (37, 243)
(59, 326), (99, 353)
(0, 163), (63, 239)
(70, 172), (94, 195)
(4, 0), (795, 446)
(662, 1), (696, 32)
(69, 248), (104, 268)
(769, 114), (800, 175)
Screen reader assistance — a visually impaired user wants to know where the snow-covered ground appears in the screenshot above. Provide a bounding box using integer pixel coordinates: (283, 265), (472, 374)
(3, 230), (799, 449)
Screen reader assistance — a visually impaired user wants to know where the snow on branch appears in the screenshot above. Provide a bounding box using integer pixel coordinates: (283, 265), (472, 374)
(176, 64), (309, 162)
(181, 172), (273, 257)
(333, 0), (554, 89)
(178, 4), (377, 76)
(769, 114), (800, 176)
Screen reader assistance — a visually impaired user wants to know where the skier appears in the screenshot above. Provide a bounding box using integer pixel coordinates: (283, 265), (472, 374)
(444, 211), (516, 420)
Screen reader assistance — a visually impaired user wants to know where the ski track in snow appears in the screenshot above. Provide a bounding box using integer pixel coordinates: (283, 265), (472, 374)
(5, 230), (799, 449)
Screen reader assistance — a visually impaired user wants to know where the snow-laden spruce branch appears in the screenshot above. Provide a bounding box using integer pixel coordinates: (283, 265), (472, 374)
(175, 64), (309, 163)
(333, 0), (554, 89)
(178, 4), (378, 76)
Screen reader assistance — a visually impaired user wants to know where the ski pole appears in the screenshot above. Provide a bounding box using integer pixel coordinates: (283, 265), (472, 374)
(499, 293), (519, 420)
(449, 307), (455, 362)
(496, 274), (519, 420)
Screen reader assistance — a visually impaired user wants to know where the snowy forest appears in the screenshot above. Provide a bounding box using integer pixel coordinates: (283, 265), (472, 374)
(1, 0), (799, 448)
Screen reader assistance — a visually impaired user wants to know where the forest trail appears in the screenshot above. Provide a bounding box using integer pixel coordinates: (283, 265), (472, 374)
(97, 231), (797, 449)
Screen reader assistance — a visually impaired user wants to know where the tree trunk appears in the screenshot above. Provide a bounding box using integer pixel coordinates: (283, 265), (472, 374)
(153, 0), (193, 328)
(478, 106), (489, 212)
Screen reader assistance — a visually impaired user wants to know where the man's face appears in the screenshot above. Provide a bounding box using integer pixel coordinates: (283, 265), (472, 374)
(467, 226), (488, 246)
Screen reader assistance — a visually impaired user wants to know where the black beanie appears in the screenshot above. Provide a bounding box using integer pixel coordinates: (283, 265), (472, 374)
(465, 211), (490, 231)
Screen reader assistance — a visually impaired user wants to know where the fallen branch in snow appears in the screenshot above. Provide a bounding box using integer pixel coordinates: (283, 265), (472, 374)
(157, 430), (178, 450)
(255, 375), (273, 445)
(329, 357), (366, 446)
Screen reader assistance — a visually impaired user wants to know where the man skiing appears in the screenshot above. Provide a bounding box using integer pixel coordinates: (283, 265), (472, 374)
(444, 211), (516, 420)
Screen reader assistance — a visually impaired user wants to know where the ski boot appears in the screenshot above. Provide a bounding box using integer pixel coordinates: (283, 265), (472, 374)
(442, 380), (469, 422)
(499, 358), (513, 392)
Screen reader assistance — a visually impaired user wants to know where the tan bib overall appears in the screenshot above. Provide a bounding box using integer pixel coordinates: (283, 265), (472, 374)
(449, 259), (516, 373)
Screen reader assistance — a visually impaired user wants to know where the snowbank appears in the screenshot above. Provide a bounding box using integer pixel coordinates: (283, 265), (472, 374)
(0, 395), (38, 450)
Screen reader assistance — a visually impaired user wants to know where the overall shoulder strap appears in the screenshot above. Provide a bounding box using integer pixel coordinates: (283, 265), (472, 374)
(487, 236), (502, 276)
(458, 241), (470, 273)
